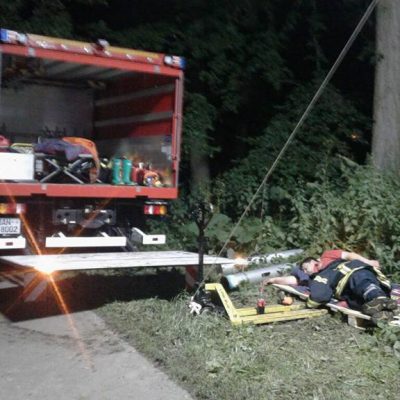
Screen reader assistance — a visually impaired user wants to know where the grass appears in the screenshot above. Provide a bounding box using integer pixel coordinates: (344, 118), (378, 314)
(97, 284), (400, 400)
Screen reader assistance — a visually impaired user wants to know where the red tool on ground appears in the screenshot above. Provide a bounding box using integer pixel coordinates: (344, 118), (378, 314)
(256, 285), (266, 314)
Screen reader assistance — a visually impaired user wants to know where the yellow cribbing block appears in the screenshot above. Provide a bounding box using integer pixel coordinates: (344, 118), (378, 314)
(236, 309), (328, 326)
(235, 304), (304, 317)
(205, 283), (327, 326)
(205, 283), (242, 321)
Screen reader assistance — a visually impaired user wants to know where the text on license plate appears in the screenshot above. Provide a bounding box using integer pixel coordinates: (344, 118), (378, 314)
(0, 218), (21, 235)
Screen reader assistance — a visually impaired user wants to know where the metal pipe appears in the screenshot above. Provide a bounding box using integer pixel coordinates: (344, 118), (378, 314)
(248, 249), (304, 264)
(222, 263), (293, 290)
(220, 248), (303, 275)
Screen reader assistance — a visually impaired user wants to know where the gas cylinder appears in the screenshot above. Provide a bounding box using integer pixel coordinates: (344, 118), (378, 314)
(111, 158), (123, 185)
(132, 162), (145, 185)
(122, 158), (135, 185)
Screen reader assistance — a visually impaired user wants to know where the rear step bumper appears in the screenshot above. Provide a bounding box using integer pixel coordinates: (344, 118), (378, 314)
(130, 228), (166, 245)
(0, 228), (166, 250)
(46, 232), (126, 248)
(0, 236), (26, 250)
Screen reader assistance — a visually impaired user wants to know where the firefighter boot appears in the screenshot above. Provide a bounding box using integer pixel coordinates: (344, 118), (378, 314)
(111, 158), (123, 185)
(122, 158), (135, 185)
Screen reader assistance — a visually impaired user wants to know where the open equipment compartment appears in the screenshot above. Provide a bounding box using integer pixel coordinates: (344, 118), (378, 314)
(0, 29), (184, 252)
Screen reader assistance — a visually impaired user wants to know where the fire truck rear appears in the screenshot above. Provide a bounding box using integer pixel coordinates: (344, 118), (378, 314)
(0, 28), (184, 254)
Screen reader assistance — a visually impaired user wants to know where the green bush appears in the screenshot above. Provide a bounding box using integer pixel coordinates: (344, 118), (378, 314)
(286, 162), (400, 278)
(372, 322), (400, 359)
(149, 161), (400, 280)
(218, 81), (370, 219)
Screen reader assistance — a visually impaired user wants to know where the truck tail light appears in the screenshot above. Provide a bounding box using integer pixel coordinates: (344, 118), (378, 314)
(144, 204), (167, 215)
(0, 203), (26, 215)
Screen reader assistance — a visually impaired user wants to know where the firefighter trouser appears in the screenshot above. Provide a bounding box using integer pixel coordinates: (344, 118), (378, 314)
(342, 269), (388, 310)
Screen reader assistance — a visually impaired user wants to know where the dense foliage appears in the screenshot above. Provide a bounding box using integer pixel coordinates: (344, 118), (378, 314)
(218, 81), (369, 218)
(154, 161), (400, 280)
(3, 1), (399, 275)
(287, 162), (400, 278)
(0, 0), (375, 178)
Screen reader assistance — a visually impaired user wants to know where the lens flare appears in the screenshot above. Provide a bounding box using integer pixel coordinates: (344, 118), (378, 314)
(47, 274), (94, 370)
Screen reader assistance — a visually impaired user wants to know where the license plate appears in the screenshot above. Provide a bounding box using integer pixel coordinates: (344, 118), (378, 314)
(0, 218), (21, 235)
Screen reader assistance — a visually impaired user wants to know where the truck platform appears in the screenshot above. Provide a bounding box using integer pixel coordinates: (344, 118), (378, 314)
(0, 251), (234, 273)
(0, 251), (235, 301)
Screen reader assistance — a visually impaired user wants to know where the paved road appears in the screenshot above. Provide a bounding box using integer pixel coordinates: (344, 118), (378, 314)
(0, 310), (193, 400)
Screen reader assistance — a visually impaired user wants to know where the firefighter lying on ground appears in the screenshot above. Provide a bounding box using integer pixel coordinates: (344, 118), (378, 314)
(263, 249), (398, 325)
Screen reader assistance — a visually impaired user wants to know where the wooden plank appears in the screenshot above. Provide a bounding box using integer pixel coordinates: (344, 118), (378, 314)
(0, 251), (234, 272)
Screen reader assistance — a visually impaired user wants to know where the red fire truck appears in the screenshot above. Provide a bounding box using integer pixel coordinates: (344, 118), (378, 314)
(0, 28), (184, 254)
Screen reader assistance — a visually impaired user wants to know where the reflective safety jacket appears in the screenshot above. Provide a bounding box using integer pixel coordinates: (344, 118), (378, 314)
(306, 259), (391, 308)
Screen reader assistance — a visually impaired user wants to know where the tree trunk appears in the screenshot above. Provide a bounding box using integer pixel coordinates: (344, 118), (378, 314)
(190, 139), (210, 190)
(372, 0), (400, 172)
